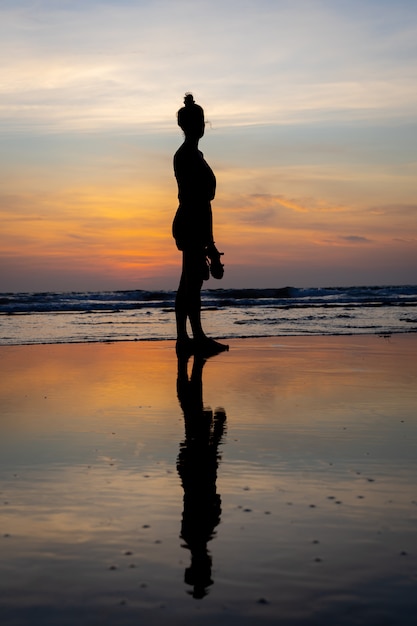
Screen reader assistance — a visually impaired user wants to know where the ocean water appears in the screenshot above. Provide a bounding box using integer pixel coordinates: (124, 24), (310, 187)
(1, 285), (417, 345)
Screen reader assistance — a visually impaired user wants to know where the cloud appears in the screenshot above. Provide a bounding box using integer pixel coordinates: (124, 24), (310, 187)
(338, 235), (373, 244)
(1, 1), (416, 290)
(251, 194), (310, 213)
(392, 237), (417, 244)
(370, 203), (417, 217)
(1, 1), (416, 132)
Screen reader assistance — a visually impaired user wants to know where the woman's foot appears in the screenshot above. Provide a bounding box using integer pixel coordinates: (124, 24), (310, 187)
(193, 337), (229, 356)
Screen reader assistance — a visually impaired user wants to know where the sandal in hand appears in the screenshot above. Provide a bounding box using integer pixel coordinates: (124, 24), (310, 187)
(206, 244), (224, 280)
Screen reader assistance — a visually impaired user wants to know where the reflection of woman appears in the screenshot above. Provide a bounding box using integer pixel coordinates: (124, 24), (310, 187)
(173, 93), (228, 356)
(176, 352), (226, 599)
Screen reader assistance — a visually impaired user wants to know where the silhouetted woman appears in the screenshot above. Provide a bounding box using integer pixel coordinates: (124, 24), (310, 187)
(173, 93), (228, 356)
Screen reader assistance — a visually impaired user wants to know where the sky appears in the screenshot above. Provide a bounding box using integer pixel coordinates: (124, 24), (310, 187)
(1, 0), (416, 292)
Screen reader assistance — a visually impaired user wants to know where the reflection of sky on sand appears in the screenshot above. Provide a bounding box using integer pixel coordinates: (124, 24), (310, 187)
(1, 337), (417, 624)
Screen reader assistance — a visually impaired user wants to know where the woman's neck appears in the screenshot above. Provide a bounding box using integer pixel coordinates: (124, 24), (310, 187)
(184, 135), (200, 148)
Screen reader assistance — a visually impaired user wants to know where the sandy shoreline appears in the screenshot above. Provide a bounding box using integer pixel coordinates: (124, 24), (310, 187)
(1, 334), (417, 625)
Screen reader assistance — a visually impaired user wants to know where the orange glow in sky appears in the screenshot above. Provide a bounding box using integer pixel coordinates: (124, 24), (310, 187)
(1, 1), (416, 291)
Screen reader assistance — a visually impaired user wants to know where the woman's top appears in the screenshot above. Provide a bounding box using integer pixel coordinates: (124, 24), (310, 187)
(173, 143), (216, 251)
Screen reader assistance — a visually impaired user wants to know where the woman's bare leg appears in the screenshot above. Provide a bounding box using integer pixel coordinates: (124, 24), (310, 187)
(176, 251), (205, 340)
(176, 249), (228, 355)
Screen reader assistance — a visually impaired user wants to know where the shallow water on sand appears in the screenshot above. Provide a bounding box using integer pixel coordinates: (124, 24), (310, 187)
(0, 336), (416, 625)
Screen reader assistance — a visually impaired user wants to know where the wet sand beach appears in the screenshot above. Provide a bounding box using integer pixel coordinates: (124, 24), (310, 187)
(1, 335), (417, 625)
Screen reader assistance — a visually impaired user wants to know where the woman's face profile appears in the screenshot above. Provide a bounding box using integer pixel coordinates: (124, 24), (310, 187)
(185, 118), (205, 139)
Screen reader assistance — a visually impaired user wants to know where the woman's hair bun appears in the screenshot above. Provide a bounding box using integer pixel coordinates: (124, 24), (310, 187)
(184, 93), (195, 107)
(177, 93), (204, 132)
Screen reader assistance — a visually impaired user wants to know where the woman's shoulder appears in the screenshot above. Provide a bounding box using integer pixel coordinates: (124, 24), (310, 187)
(175, 143), (201, 156)
(174, 144), (204, 168)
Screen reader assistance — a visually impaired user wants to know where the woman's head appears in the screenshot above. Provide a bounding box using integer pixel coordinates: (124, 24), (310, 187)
(177, 93), (205, 138)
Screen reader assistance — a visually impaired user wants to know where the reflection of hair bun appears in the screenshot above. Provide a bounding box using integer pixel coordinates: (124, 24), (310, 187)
(184, 93), (195, 107)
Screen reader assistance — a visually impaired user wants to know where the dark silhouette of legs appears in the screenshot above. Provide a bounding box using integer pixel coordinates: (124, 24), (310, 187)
(175, 249), (228, 356)
(175, 250), (205, 343)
